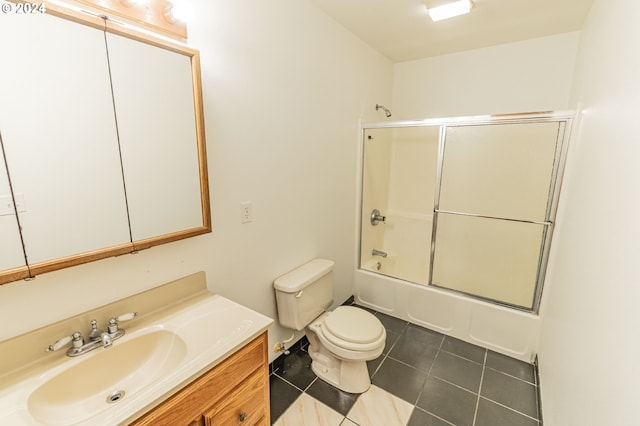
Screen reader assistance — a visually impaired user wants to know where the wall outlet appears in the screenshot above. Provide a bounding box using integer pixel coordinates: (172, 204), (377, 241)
(240, 201), (253, 224)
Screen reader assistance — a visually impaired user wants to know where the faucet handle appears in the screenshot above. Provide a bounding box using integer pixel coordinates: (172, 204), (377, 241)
(46, 331), (83, 352)
(46, 335), (72, 352)
(370, 209), (386, 226)
(107, 312), (137, 333)
(116, 312), (137, 322)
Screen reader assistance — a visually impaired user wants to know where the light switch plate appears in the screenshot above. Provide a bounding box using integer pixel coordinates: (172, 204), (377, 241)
(0, 193), (27, 216)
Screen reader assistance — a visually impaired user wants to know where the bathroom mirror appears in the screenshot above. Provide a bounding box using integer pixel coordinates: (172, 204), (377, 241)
(0, 5), (210, 284)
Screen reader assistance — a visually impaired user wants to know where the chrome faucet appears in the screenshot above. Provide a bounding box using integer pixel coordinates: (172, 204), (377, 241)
(46, 312), (137, 357)
(372, 249), (388, 258)
(88, 319), (104, 341)
(101, 331), (113, 348)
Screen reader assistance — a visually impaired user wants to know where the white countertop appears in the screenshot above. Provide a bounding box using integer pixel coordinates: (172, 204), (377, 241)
(0, 294), (273, 425)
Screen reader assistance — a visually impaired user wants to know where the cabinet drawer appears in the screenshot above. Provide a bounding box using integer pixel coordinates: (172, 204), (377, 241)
(205, 370), (266, 426)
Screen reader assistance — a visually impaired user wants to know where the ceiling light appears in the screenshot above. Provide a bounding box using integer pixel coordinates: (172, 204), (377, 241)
(427, 0), (473, 22)
(119, 0), (147, 7)
(164, 0), (193, 24)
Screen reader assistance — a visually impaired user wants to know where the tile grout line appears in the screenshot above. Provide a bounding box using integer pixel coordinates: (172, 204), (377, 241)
(369, 353), (388, 378)
(471, 349), (488, 425)
(410, 334), (445, 407)
(476, 395), (541, 423)
(439, 347), (486, 366)
(384, 352), (433, 373)
(304, 376), (319, 393)
(272, 371), (310, 394)
(270, 390), (303, 426)
(429, 375), (479, 396)
(411, 406), (456, 426)
(383, 333), (447, 376)
(410, 335), (480, 426)
(370, 309), (407, 379)
(279, 388), (350, 426)
(484, 364), (537, 385)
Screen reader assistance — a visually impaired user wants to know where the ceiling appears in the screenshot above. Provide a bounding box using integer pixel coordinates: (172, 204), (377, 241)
(310, 0), (594, 62)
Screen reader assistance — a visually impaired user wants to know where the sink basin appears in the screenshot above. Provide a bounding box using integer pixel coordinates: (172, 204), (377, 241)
(27, 330), (187, 425)
(0, 293), (273, 426)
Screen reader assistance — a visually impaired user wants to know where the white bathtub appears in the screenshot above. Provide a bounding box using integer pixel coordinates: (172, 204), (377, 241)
(354, 267), (541, 362)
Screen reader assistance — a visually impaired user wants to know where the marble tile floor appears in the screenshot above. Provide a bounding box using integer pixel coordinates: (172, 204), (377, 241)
(269, 302), (541, 426)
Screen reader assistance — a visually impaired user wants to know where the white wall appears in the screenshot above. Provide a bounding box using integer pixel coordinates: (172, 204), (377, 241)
(393, 32), (580, 119)
(0, 0), (393, 362)
(538, 0), (640, 424)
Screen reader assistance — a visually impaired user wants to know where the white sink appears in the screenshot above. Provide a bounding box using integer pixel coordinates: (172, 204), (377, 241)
(28, 330), (187, 425)
(0, 294), (273, 426)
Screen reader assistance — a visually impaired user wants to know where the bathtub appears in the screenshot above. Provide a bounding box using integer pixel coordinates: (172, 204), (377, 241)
(354, 266), (541, 362)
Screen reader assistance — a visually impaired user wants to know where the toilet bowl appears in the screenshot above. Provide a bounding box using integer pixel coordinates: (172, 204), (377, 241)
(273, 259), (386, 394)
(306, 307), (385, 393)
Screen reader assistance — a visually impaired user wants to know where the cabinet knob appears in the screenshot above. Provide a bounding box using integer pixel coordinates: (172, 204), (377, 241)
(239, 412), (248, 422)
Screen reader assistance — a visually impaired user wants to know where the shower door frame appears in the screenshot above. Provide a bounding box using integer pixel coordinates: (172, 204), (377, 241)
(360, 111), (574, 313)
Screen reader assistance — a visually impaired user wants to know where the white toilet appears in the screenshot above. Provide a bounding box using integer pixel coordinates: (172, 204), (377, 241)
(273, 259), (386, 394)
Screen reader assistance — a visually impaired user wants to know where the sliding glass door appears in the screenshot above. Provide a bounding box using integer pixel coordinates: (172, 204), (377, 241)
(359, 113), (572, 311)
(431, 121), (568, 310)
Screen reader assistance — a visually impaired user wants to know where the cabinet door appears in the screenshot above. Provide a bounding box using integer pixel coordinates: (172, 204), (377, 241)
(0, 12), (131, 264)
(0, 163), (25, 271)
(189, 417), (206, 426)
(105, 32), (203, 242)
(204, 371), (267, 426)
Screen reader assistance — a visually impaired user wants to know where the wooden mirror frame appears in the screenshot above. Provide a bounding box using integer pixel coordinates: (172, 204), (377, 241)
(0, 2), (210, 285)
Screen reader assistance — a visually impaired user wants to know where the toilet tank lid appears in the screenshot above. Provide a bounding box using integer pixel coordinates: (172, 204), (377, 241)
(273, 259), (334, 293)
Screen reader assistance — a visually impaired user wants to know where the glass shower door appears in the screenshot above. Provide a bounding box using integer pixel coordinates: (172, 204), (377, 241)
(431, 121), (566, 309)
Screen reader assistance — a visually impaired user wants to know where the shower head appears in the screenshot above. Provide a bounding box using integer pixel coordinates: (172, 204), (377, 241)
(376, 104), (392, 118)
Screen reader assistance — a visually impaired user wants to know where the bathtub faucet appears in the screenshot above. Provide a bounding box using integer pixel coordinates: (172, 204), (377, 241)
(372, 249), (388, 258)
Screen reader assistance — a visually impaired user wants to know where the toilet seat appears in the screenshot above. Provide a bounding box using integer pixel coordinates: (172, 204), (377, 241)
(312, 307), (385, 357)
(323, 306), (384, 348)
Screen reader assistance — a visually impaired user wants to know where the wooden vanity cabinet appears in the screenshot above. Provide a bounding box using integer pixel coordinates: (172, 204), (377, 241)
(130, 332), (270, 426)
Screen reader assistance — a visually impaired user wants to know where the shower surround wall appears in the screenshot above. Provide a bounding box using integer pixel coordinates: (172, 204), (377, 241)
(361, 126), (438, 285)
(360, 129), (392, 272)
(356, 32), (581, 362)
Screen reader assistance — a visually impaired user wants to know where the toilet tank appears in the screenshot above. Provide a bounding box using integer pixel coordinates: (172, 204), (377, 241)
(273, 259), (334, 330)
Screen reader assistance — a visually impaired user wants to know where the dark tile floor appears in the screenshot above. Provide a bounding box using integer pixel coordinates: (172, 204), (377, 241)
(270, 301), (541, 426)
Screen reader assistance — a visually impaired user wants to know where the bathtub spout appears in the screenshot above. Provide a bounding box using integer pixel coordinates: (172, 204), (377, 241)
(372, 249), (388, 258)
